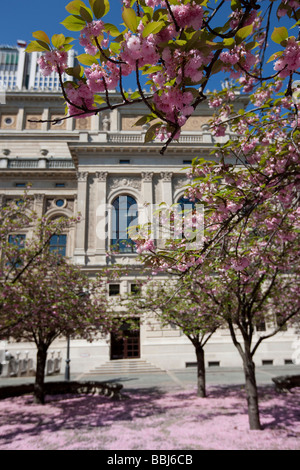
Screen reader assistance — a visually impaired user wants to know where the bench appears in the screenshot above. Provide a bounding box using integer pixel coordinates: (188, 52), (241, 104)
(272, 375), (300, 393)
(0, 380), (124, 401)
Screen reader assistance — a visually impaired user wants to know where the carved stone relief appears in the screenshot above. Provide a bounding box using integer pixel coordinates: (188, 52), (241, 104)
(181, 115), (210, 131)
(0, 114), (17, 130)
(25, 114), (43, 130)
(108, 175), (141, 193)
(75, 117), (91, 130)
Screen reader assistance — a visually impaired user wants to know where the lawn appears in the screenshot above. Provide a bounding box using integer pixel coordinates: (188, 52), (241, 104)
(0, 385), (299, 450)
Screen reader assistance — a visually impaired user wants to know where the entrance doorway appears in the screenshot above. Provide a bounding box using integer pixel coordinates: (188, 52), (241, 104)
(110, 320), (140, 360)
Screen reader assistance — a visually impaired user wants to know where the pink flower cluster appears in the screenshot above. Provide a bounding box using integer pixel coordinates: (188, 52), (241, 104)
(220, 44), (257, 74)
(135, 239), (155, 254)
(274, 38), (300, 78)
(121, 30), (160, 69)
(144, 0), (164, 7)
(170, 2), (204, 30)
(79, 20), (106, 55)
(153, 88), (194, 129)
(65, 82), (95, 118)
(85, 62), (120, 93)
(38, 50), (68, 76)
(231, 257), (250, 272)
(159, 47), (211, 85)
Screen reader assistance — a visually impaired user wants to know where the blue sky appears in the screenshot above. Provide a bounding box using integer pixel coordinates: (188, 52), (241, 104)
(0, 0), (124, 46)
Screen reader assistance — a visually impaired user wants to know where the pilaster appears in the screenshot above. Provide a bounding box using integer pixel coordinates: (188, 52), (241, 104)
(95, 171), (108, 256)
(74, 171), (88, 264)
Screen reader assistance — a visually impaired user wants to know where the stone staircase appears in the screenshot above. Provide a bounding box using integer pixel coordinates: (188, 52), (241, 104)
(86, 359), (165, 376)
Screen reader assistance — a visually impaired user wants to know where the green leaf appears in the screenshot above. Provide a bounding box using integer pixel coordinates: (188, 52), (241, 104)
(110, 42), (121, 54)
(235, 24), (254, 43)
(142, 21), (165, 38)
(65, 65), (84, 78)
(32, 30), (50, 45)
(144, 123), (161, 143)
(90, 0), (110, 19)
(52, 34), (66, 49)
(134, 115), (150, 127)
(223, 37), (235, 48)
(25, 40), (50, 53)
(63, 44), (74, 52)
(65, 0), (86, 15)
(61, 15), (86, 31)
(122, 7), (139, 33)
(271, 26), (289, 45)
(267, 50), (283, 64)
(64, 37), (75, 44)
(77, 53), (99, 65)
(142, 65), (162, 75)
(130, 91), (141, 100)
(104, 23), (121, 37)
(94, 95), (105, 105)
(80, 6), (93, 23)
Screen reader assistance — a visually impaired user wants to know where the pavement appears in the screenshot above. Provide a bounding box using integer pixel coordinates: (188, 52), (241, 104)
(0, 364), (299, 392)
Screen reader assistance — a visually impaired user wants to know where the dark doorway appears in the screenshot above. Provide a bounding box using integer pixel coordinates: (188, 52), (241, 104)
(110, 320), (140, 360)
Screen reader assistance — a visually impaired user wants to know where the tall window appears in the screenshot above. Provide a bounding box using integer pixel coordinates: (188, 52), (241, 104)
(111, 195), (138, 253)
(175, 196), (197, 240)
(49, 234), (67, 257)
(8, 234), (26, 267)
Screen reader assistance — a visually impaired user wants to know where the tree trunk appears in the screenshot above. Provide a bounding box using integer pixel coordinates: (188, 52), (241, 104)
(34, 345), (48, 404)
(242, 355), (262, 430)
(195, 343), (206, 398)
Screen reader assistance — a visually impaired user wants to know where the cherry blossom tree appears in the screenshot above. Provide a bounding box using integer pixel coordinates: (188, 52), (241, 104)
(137, 188), (300, 430)
(0, 250), (115, 404)
(0, 195), (118, 404)
(126, 274), (223, 397)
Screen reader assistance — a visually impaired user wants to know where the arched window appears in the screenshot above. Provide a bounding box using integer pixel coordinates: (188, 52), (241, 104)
(111, 195), (138, 253)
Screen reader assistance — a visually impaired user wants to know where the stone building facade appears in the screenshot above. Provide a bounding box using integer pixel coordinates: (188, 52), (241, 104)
(0, 87), (298, 375)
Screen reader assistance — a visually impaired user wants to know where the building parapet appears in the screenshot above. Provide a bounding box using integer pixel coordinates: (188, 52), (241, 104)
(0, 158), (75, 169)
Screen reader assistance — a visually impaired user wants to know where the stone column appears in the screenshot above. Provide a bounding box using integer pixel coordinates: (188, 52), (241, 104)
(74, 171), (88, 264)
(141, 172), (154, 236)
(34, 194), (45, 219)
(16, 108), (25, 131)
(159, 172), (173, 244)
(95, 171), (108, 257)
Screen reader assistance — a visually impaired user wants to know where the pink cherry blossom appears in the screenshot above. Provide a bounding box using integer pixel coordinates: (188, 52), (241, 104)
(38, 50), (68, 76)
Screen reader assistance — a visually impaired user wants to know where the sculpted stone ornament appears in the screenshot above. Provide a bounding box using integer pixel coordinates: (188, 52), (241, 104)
(141, 172), (153, 182)
(95, 171), (108, 182)
(160, 172), (173, 182)
(77, 172), (88, 182)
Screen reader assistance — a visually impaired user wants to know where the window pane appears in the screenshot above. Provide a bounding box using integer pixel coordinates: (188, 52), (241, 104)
(49, 234), (67, 256)
(111, 196), (138, 253)
(109, 284), (120, 296)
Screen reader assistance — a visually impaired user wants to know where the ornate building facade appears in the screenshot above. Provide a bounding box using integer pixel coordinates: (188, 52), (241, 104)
(0, 83), (298, 375)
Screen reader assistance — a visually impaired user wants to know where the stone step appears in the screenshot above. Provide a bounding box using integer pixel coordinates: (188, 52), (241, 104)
(87, 359), (165, 375)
